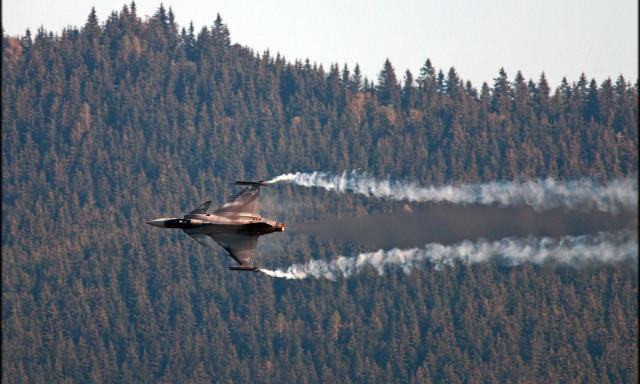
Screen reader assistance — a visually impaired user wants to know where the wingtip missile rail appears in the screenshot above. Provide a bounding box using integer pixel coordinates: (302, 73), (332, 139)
(235, 180), (269, 186)
(228, 266), (261, 272)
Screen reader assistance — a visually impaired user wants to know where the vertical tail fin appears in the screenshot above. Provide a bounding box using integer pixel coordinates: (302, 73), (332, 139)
(189, 201), (211, 215)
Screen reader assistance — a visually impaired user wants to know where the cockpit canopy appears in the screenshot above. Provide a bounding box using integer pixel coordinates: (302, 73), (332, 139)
(164, 218), (190, 228)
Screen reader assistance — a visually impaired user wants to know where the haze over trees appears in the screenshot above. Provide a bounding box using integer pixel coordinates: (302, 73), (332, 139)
(2, 3), (638, 383)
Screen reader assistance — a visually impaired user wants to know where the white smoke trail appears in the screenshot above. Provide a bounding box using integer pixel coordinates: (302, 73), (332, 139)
(267, 171), (637, 214)
(260, 231), (638, 280)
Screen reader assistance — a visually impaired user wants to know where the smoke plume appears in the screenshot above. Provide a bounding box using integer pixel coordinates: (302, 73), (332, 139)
(288, 205), (637, 250)
(261, 231), (638, 280)
(264, 171), (637, 279)
(268, 171), (637, 214)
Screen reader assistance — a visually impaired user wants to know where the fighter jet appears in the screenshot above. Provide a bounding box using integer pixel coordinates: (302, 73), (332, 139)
(147, 181), (284, 272)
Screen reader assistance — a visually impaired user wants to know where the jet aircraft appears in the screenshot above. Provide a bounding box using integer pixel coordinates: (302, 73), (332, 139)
(147, 181), (284, 272)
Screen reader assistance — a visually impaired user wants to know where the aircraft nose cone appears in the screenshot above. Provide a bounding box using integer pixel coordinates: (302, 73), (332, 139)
(147, 219), (165, 228)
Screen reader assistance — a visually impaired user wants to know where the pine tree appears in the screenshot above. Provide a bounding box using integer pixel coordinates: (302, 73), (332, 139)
(584, 79), (600, 122)
(492, 67), (511, 114)
(85, 7), (101, 42)
(377, 58), (400, 107)
(402, 70), (416, 111)
(445, 66), (461, 99)
(351, 64), (363, 92)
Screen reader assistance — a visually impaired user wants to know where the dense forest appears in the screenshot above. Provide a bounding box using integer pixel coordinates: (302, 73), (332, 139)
(2, 3), (638, 383)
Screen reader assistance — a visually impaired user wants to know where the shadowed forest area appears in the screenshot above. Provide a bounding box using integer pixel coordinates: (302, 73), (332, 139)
(2, 3), (638, 383)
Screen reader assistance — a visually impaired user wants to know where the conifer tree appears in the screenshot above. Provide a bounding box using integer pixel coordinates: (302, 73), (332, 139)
(377, 58), (400, 107)
(402, 70), (416, 111)
(492, 67), (511, 114)
(351, 64), (363, 92)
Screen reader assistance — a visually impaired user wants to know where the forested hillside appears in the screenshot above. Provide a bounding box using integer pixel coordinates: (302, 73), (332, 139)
(2, 3), (638, 383)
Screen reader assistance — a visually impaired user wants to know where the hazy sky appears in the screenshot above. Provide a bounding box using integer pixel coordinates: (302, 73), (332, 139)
(3, 0), (638, 88)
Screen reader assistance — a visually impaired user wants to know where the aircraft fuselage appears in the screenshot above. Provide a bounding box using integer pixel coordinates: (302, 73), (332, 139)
(147, 214), (284, 235)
